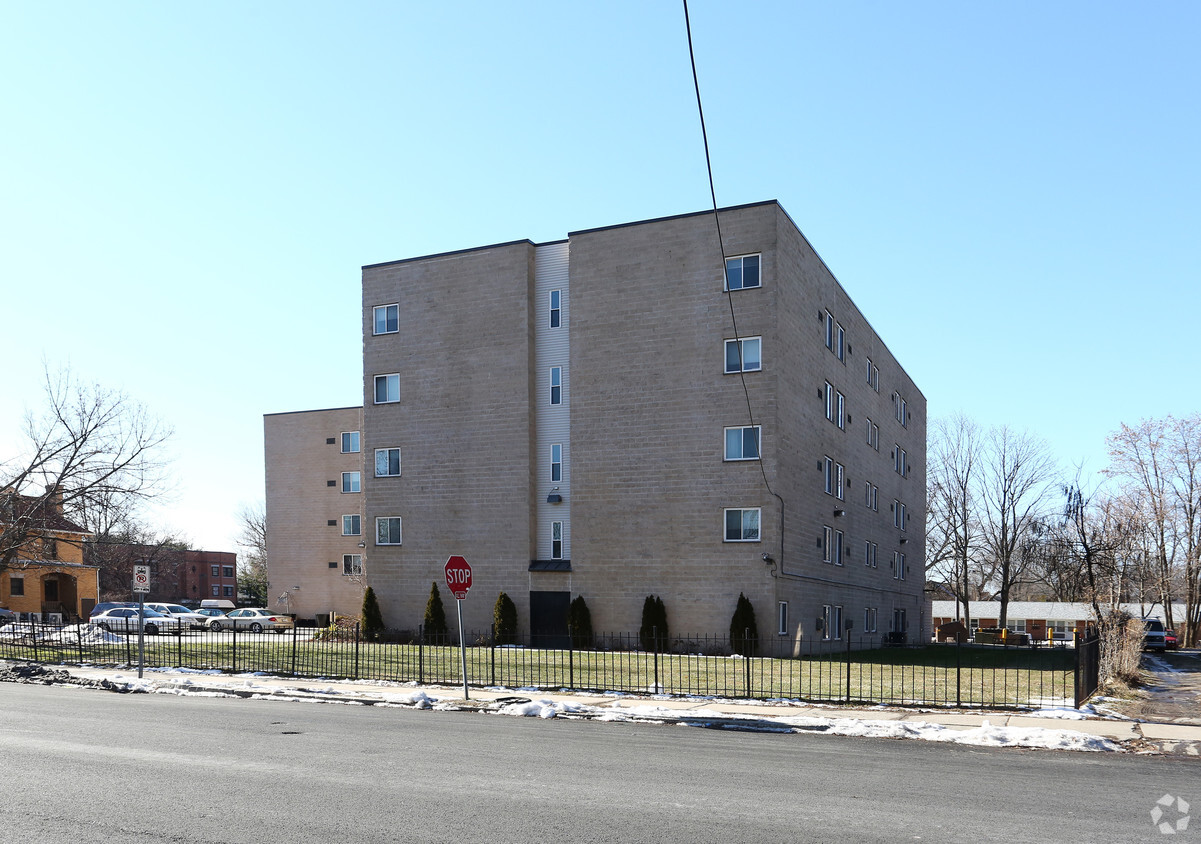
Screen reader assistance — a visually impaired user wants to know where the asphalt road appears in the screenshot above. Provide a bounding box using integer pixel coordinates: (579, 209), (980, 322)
(0, 684), (1196, 843)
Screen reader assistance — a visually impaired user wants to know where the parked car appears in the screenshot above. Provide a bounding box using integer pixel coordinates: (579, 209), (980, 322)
(1165, 629), (1179, 650)
(194, 607), (228, 621)
(1143, 618), (1167, 653)
(207, 608), (294, 633)
(0, 607), (15, 626)
(89, 601), (138, 618)
(145, 603), (209, 629)
(90, 607), (182, 635)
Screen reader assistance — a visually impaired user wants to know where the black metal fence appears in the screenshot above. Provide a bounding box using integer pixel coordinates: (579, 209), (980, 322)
(0, 621), (1100, 710)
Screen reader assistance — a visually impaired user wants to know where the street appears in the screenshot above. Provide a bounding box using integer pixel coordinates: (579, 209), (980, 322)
(0, 683), (1195, 843)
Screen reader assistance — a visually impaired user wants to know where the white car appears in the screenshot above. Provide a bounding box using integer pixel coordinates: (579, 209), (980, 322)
(145, 603), (209, 630)
(207, 608), (294, 633)
(90, 607), (182, 635)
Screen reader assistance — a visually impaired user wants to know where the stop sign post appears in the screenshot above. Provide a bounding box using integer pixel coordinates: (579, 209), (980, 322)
(444, 555), (472, 699)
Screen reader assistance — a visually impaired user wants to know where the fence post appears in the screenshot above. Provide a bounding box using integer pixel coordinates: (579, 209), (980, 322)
(653, 625), (659, 694)
(232, 622), (238, 674)
(845, 632), (852, 702)
(290, 621), (298, 676)
(744, 627), (752, 698)
(76, 621), (84, 665)
(354, 622), (361, 680)
(956, 635), (962, 707)
(490, 624), (496, 687)
(32, 620), (41, 664)
(418, 624), (424, 685)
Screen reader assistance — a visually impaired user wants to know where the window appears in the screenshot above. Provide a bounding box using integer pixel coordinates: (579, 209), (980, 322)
(864, 607), (878, 633)
(894, 446), (907, 477)
(9, 576), (23, 597)
(893, 551), (906, 580)
(223, 586), (234, 597)
(550, 367), (562, 405)
(778, 601), (788, 636)
(894, 392), (908, 427)
(725, 426), (761, 461)
(376, 517), (402, 545)
(866, 358), (879, 391)
(342, 472), (361, 493)
(866, 419), (879, 451)
(864, 482), (878, 511)
(824, 382), (845, 429)
(551, 521), (563, 559)
(211, 565), (219, 577)
(893, 609), (908, 633)
(824, 311), (845, 362)
(725, 254), (761, 290)
(375, 447), (401, 477)
(223, 566), (234, 578)
(724, 508), (760, 542)
(823, 457), (844, 499)
(343, 554), (363, 576)
(822, 526), (843, 564)
(864, 540), (878, 568)
(342, 515), (361, 536)
(212, 585), (220, 596)
(822, 605), (843, 640)
(551, 444), (562, 482)
(724, 337), (761, 373)
(373, 304), (399, 335)
(833, 529), (844, 565)
(374, 373), (400, 404)
(549, 290), (561, 328)
(893, 500), (907, 530)
(341, 431), (360, 453)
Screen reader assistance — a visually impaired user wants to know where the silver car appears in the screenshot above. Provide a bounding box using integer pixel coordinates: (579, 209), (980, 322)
(91, 607), (182, 635)
(207, 608), (294, 633)
(146, 603), (210, 630)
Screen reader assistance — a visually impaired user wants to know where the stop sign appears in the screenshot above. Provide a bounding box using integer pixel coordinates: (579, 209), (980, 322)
(444, 555), (472, 599)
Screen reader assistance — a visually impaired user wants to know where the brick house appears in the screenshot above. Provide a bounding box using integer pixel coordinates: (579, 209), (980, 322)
(0, 488), (99, 621)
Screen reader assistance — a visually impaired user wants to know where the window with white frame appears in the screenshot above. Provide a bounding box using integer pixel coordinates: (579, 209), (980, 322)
(342, 515), (361, 536)
(894, 446), (907, 477)
(893, 551), (906, 580)
(822, 526), (833, 563)
(724, 254), (761, 290)
(822, 604), (832, 640)
(376, 517), (402, 545)
(894, 392), (908, 427)
(778, 601), (788, 636)
(893, 500), (907, 530)
(211, 565), (219, 577)
(823, 457), (844, 499)
(341, 431), (360, 453)
(824, 382), (845, 429)
(549, 289), (562, 328)
(549, 367), (562, 405)
(832, 605), (843, 639)
(212, 585), (219, 596)
(864, 482), (878, 511)
(343, 554), (363, 576)
(551, 521), (563, 559)
(867, 419), (879, 451)
(864, 540), (878, 568)
(725, 508), (760, 542)
(374, 373), (400, 404)
(550, 444), (562, 482)
(833, 529), (844, 565)
(824, 311), (845, 362)
(375, 448), (401, 477)
(866, 358), (879, 391)
(342, 472), (361, 493)
(373, 304), (399, 335)
(864, 607), (878, 633)
(724, 337), (761, 373)
(725, 426), (760, 461)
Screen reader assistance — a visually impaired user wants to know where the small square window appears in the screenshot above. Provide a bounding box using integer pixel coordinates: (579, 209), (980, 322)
(373, 304), (399, 335)
(725, 254), (761, 290)
(9, 576), (24, 597)
(211, 565), (219, 577)
(223, 566), (234, 578)
(343, 554), (363, 576)
(342, 472), (361, 493)
(724, 508), (761, 542)
(374, 374), (400, 404)
(724, 426), (761, 461)
(724, 337), (761, 373)
(376, 517), (402, 545)
(341, 431), (360, 453)
(342, 515), (361, 536)
(375, 448), (401, 477)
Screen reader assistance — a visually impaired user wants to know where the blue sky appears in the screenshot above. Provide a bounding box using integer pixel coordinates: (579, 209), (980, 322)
(2, 1), (1197, 552)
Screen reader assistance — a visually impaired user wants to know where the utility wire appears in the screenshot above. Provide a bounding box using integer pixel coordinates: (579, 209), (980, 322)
(683, 0), (785, 568)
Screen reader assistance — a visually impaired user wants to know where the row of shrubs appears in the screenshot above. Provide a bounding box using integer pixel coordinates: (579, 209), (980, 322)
(355, 583), (763, 654)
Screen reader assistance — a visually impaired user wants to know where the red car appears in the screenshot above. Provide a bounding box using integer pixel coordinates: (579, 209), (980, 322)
(1165, 630), (1179, 650)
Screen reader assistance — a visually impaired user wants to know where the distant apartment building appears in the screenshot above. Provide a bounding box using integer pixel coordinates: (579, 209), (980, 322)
(266, 201), (926, 644)
(88, 543), (238, 605)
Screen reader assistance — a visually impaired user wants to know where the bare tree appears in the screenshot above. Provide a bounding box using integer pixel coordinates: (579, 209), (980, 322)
(978, 426), (1056, 629)
(1, 368), (172, 573)
(927, 414), (984, 628)
(236, 502), (268, 606)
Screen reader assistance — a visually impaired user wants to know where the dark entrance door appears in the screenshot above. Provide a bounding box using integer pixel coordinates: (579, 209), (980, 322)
(529, 591), (570, 649)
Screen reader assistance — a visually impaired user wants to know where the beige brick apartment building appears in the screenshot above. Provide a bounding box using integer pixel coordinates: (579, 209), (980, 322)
(266, 201), (926, 646)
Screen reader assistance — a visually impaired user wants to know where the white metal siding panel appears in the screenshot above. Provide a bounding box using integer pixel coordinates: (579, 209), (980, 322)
(535, 242), (570, 560)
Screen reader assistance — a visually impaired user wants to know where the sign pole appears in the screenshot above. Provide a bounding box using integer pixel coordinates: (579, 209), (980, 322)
(133, 564), (151, 679)
(456, 597), (468, 700)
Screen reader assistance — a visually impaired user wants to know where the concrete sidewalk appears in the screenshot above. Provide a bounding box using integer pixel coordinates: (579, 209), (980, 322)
(41, 663), (1201, 757)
